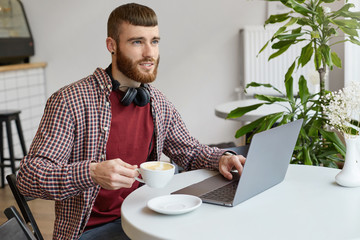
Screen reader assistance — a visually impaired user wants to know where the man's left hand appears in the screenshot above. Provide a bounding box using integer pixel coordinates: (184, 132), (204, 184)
(219, 154), (246, 180)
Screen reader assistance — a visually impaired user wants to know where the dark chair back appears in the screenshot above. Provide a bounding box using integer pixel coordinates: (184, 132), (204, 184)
(0, 206), (37, 240)
(6, 174), (44, 240)
(224, 145), (250, 156)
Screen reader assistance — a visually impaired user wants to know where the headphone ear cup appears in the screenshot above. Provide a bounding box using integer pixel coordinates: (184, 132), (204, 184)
(121, 88), (137, 106)
(134, 87), (150, 107)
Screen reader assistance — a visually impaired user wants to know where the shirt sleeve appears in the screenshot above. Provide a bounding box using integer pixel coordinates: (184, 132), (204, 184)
(17, 91), (96, 201)
(162, 106), (227, 171)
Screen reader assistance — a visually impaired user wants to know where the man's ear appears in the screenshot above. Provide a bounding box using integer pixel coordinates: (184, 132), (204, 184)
(106, 37), (116, 54)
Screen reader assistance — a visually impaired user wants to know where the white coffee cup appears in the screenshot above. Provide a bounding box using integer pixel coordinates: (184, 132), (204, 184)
(135, 161), (175, 188)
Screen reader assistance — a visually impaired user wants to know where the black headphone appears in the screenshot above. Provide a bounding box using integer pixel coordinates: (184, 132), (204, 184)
(105, 64), (151, 107)
(121, 84), (150, 106)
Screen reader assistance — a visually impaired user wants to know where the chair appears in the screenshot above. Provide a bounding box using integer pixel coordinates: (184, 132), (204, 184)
(224, 145), (250, 156)
(0, 206), (36, 240)
(6, 174), (44, 240)
(0, 110), (27, 188)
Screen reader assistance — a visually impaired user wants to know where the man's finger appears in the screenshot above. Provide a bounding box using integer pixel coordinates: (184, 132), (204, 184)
(114, 158), (138, 169)
(233, 155), (245, 173)
(116, 165), (139, 178)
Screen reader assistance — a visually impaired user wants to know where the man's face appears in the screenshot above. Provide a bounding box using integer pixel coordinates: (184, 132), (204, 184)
(115, 22), (160, 84)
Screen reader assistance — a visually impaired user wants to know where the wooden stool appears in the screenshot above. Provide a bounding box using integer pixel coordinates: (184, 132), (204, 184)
(0, 110), (27, 188)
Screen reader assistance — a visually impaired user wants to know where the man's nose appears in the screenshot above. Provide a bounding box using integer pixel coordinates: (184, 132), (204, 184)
(142, 43), (157, 59)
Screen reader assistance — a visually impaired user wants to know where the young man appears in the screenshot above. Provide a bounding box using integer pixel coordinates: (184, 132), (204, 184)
(17, 3), (245, 240)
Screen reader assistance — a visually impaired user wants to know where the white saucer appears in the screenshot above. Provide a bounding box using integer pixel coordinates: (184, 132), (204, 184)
(147, 194), (202, 215)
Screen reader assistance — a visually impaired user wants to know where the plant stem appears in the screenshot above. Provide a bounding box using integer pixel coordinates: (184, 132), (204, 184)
(318, 66), (326, 132)
(318, 67), (326, 97)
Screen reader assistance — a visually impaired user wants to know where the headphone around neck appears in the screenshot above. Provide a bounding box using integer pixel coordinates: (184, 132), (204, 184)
(105, 65), (151, 107)
(121, 84), (150, 107)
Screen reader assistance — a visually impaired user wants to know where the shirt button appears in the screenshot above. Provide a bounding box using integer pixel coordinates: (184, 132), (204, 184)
(102, 154), (106, 160)
(103, 127), (109, 131)
(106, 101), (110, 107)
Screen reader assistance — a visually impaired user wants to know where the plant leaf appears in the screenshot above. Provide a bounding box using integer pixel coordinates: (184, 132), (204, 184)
(319, 129), (346, 157)
(350, 119), (360, 128)
(298, 42), (314, 67)
(234, 112), (284, 139)
(288, 0), (316, 16)
(265, 13), (291, 25)
(269, 44), (291, 60)
(272, 40), (295, 49)
(349, 36), (360, 46)
(307, 118), (322, 138)
(320, 44), (333, 69)
(227, 103), (264, 119)
(338, 26), (359, 37)
(246, 82), (283, 95)
(314, 48), (322, 69)
(234, 116), (267, 138)
(284, 16), (298, 27)
(303, 146), (312, 165)
(285, 60), (296, 82)
(298, 75), (309, 105)
(295, 0), (306, 4)
(276, 33), (305, 40)
(286, 76), (294, 102)
(255, 94), (288, 103)
(310, 31), (320, 39)
(258, 40), (270, 56)
(331, 19), (360, 29)
(264, 112), (284, 128)
(331, 51), (342, 68)
(284, 60), (295, 102)
(334, 3), (355, 15)
(273, 26), (287, 38)
(342, 11), (360, 21)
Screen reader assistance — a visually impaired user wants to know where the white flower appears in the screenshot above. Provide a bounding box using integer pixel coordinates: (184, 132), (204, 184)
(323, 81), (360, 135)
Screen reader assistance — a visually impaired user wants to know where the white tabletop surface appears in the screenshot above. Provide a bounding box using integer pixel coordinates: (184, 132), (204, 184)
(214, 99), (290, 122)
(121, 165), (360, 240)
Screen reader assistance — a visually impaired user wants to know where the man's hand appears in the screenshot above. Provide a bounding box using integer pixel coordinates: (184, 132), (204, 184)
(219, 154), (246, 180)
(90, 159), (139, 190)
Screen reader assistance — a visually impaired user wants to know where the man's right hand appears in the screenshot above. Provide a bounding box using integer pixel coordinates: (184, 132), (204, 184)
(89, 159), (139, 190)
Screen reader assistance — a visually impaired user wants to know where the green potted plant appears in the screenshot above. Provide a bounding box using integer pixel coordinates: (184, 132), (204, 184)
(227, 0), (360, 167)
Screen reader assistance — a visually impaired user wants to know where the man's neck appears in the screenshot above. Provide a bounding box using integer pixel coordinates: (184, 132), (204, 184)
(111, 65), (140, 90)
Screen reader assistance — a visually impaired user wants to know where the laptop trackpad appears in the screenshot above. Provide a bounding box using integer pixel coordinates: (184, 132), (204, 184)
(171, 172), (239, 197)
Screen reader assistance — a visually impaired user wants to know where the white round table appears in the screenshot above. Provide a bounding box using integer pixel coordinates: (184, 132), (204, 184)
(121, 165), (360, 240)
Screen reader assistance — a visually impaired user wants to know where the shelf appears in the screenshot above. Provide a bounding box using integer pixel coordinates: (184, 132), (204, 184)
(0, 62), (47, 72)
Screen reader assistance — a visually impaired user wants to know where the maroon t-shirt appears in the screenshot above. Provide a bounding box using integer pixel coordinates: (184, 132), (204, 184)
(85, 89), (154, 229)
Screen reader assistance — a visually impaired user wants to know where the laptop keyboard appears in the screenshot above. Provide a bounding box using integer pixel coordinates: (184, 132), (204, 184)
(200, 181), (239, 203)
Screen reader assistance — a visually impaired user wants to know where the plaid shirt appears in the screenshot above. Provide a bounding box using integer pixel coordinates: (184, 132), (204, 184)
(17, 67), (225, 239)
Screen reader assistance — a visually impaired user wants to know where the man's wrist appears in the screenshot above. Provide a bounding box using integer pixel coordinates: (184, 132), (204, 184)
(89, 162), (98, 184)
(223, 151), (236, 156)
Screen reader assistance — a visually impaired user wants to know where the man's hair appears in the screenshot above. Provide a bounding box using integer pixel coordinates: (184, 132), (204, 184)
(107, 3), (158, 43)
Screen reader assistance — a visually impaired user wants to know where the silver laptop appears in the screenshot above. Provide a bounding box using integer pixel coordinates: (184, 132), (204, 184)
(172, 119), (303, 207)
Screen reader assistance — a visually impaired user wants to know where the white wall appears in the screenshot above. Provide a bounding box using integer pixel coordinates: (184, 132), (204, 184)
(345, 0), (360, 87)
(22, 0), (268, 145)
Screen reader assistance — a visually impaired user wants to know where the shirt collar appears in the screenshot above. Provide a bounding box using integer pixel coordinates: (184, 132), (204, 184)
(93, 66), (113, 96)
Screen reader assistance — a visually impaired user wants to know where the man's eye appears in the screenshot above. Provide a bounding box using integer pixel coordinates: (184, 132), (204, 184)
(152, 40), (160, 45)
(132, 40), (142, 45)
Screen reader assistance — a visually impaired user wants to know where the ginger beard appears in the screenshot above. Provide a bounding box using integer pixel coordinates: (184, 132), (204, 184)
(115, 47), (160, 84)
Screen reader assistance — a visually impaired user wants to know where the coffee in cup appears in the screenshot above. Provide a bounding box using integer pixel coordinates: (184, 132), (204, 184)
(135, 161), (175, 188)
